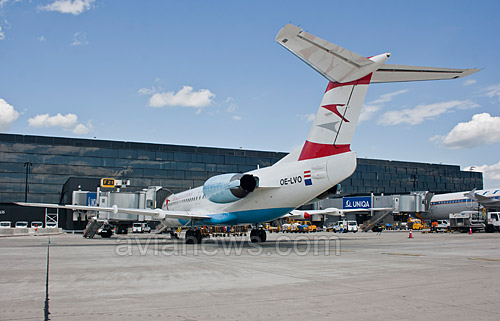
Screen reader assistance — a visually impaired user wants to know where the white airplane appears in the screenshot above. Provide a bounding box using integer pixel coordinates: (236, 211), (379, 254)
(417, 188), (500, 220)
(17, 24), (479, 243)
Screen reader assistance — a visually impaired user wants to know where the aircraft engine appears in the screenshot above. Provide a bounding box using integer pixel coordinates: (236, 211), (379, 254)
(203, 173), (258, 204)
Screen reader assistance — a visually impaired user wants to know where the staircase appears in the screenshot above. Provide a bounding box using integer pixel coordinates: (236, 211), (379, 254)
(361, 210), (393, 232)
(155, 222), (168, 234)
(83, 220), (104, 238)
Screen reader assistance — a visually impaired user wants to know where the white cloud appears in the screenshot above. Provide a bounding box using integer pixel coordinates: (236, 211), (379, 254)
(39, 0), (95, 15)
(28, 113), (78, 128)
(232, 115), (242, 121)
(38, 35), (46, 42)
(298, 113), (315, 122)
(0, 0), (22, 8)
(379, 100), (480, 126)
(1, 1), (18, 40)
(484, 83), (500, 101)
(0, 98), (20, 130)
(430, 113), (500, 149)
(464, 161), (500, 189)
(148, 86), (215, 109)
(464, 79), (476, 86)
(225, 97), (237, 113)
(359, 105), (381, 123)
(71, 32), (88, 46)
(27, 112), (92, 135)
(360, 89), (408, 122)
(368, 89), (408, 105)
(73, 122), (92, 134)
(138, 87), (157, 95)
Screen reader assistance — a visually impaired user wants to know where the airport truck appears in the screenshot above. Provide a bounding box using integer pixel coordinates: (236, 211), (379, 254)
(449, 211), (485, 233)
(485, 212), (500, 233)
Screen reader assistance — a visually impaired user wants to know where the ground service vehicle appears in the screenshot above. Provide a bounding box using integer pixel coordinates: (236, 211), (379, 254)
(332, 221), (344, 233)
(347, 221), (358, 232)
(304, 221), (317, 232)
(435, 220), (450, 231)
(449, 211), (485, 233)
(281, 223), (291, 232)
(408, 218), (423, 230)
(332, 220), (358, 233)
(485, 212), (500, 233)
(268, 225), (280, 233)
(132, 222), (151, 233)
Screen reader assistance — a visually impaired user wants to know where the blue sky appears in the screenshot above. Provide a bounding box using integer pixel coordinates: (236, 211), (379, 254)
(1, 0), (499, 188)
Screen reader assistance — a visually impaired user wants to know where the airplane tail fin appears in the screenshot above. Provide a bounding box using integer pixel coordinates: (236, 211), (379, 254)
(275, 24), (479, 161)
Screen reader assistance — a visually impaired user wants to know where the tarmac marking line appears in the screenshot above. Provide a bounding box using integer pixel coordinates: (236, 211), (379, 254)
(381, 253), (424, 257)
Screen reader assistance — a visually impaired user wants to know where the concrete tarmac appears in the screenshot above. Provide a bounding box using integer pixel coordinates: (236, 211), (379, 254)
(0, 231), (499, 320)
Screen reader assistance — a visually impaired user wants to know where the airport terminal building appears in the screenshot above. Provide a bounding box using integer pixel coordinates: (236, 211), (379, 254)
(0, 133), (483, 204)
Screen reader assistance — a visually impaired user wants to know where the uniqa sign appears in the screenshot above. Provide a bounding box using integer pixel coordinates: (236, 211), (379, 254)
(343, 196), (371, 209)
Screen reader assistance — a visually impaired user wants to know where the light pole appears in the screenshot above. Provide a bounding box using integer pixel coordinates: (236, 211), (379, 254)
(24, 162), (32, 202)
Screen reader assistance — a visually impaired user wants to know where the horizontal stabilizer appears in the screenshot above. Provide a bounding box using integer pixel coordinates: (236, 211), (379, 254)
(372, 64), (481, 83)
(276, 24), (480, 84)
(276, 24), (389, 83)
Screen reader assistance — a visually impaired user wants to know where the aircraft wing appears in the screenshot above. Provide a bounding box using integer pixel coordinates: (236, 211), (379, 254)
(286, 208), (343, 218)
(340, 207), (393, 213)
(285, 207), (393, 219)
(15, 202), (211, 220)
(464, 193), (500, 208)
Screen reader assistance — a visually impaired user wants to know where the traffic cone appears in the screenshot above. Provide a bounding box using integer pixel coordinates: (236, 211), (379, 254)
(469, 227), (472, 235)
(408, 229), (413, 239)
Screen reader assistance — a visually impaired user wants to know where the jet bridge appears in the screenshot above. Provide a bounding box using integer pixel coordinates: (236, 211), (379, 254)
(316, 191), (434, 226)
(72, 185), (170, 222)
(392, 191), (434, 214)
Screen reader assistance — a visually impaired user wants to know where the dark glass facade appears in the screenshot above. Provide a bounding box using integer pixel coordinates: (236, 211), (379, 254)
(348, 158), (482, 195)
(0, 133), (482, 203)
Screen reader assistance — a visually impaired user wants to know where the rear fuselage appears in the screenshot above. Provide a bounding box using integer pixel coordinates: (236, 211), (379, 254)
(163, 151), (357, 226)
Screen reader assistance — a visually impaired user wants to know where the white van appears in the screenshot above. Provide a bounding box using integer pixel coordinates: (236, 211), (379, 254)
(333, 220), (358, 233)
(132, 222), (151, 233)
(347, 220), (359, 233)
(15, 221), (28, 228)
(0, 221), (11, 228)
(436, 220), (450, 231)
